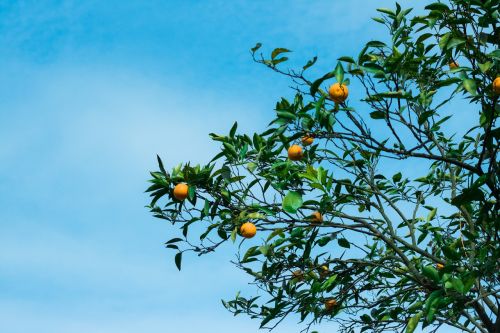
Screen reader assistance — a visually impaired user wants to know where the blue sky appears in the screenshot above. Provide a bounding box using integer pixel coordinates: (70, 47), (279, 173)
(0, 1), (468, 332)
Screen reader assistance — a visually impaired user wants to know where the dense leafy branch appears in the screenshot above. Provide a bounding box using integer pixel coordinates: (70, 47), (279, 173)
(147, 1), (499, 332)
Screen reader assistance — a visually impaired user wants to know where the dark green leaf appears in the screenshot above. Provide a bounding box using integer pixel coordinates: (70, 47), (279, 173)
(338, 56), (356, 64)
(229, 121), (238, 137)
(425, 3), (450, 11)
(175, 252), (182, 271)
(271, 48), (291, 59)
(392, 172), (402, 182)
(370, 111), (386, 119)
(442, 246), (460, 261)
(251, 43), (262, 53)
(310, 71), (335, 96)
(303, 56), (318, 70)
(338, 238), (350, 248)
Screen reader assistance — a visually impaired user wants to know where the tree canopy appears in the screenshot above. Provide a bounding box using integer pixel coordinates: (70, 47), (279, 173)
(146, 1), (499, 332)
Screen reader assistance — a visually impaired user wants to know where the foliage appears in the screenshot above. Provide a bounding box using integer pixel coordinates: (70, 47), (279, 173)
(147, 1), (499, 332)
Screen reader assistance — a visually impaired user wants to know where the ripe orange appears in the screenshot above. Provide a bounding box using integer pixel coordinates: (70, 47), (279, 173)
(301, 135), (314, 146)
(240, 222), (257, 238)
(449, 60), (459, 69)
(328, 83), (349, 103)
(493, 77), (500, 95)
(324, 299), (337, 311)
(173, 183), (189, 201)
(292, 269), (304, 281)
(288, 144), (303, 161)
(310, 211), (323, 225)
(436, 263), (445, 270)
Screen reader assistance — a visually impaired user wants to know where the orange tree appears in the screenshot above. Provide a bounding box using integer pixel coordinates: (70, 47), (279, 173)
(146, 1), (499, 332)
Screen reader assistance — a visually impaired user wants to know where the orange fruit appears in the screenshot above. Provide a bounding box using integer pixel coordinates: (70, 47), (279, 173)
(310, 211), (323, 225)
(292, 270), (304, 281)
(319, 265), (329, 278)
(449, 60), (459, 69)
(301, 135), (314, 146)
(328, 83), (349, 103)
(493, 77), (500, 95)
(173, 183), (189, 201)
(436, 263), (445, 270)
(288, 144), (303, 161)
(324, 299), (337, 311)
(240, 222), (257, 238)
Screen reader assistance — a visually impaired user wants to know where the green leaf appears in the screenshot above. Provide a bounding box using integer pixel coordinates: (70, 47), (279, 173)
(487, 49), (500, 60)
(156, 155), (167, 174)
(442, 246), (461, 261)
(272, 57), (288, 65)
(303, 56), (318, 70)
(276, 110), (297, 120)
(271, 48), (291, 59)
(251, 43), (262, 53)
(217, 226), (228, 240)
(463, 79), (477, 96)
(259, 245), (270, 256)
(247, 162), (257, 173)
(334, 62), (345, 83)
(175, 252), (182, 271)
(321, 274), (338, 291)
(422, 265), (440, 283)
(438, 32), (451, 50)
(392, 172), (402, 182)
(242, 246), (258, 262)
(426, 208), (437, 222)
(366, 40), (387, 48)
(338, 56), (356, 64)
(229, 121), (238, 137)
(223, 142), (238, 159)
(377, 8), (395, 16)
(418, 111), (434, 125)
(478, 61), (492, 73)
(425, 3), (450, 11)
(451, 187), (484, 206)
(310, 71), (335, 96)
(446, 37), (466, 50)
(230, 227), (237, 243)
(282, 191), (303, 214)
(338, 238), (350, 248)
(370, 111), (386, 119)
(406, 312), (423, 333)
(451, 278), (465, 294)
(424, 290), (443, 323)
(166, 238), (183, 244)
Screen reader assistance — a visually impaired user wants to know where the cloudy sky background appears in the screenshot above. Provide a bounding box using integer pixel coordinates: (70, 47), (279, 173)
(0, 1), (469, 332)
